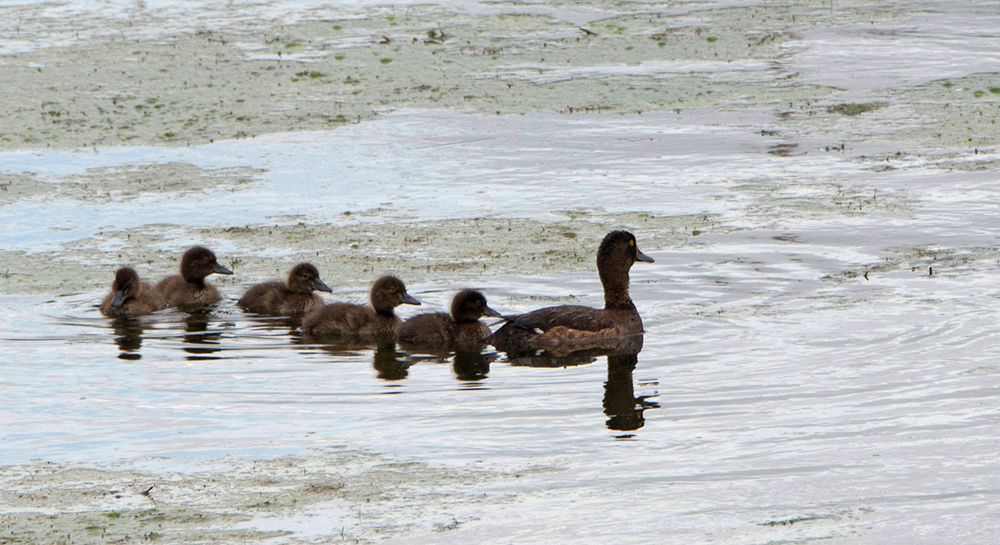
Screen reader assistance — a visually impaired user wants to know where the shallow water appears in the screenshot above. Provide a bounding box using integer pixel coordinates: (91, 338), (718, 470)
(3, 0), (1000, 543)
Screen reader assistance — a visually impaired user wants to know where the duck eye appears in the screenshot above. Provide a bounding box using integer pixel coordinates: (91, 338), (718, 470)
(629, 240), (635, 246)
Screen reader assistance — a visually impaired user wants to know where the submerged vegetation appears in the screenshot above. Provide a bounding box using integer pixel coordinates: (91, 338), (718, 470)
(825, 102), (888, 116)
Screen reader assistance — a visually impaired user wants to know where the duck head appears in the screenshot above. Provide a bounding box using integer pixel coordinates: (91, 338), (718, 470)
(181, 246), (233, 286)
(287, 262), (332, 294)
(370, 275), (421, 315)
(597, 230), (653, 301)
(110, 267), (141, 307)
(451, 289), (502, 323)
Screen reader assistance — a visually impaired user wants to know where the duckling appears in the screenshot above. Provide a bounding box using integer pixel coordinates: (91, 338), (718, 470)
(302, 275), (420, 340)
(489, 230), (654, 349)
(398, 289), (501, 348)
(238, 262), (332, 315)
(100, 267), (165, 318)
(155, 246), (233, 306)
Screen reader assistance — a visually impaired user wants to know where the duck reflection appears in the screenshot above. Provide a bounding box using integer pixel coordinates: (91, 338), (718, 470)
(398, 337), (498, 382)
(501, 334), (644, 367)
(604, 350), (659, 431)
(244, 314), (305, 334)
(452, 350), (497, 382)
(373, 343), (411, 381)
(301, 335), (414, 382)
(111, 317), (144, 360)
(498, 334), (656, 431)
(182, 311), (224, 360)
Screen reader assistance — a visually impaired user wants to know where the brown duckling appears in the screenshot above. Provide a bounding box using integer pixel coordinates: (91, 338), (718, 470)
(398, 289), (501, 348)
(100, 267), (166, 318)
(238, 262), (333, 315)
(155, 246), (233, 306)
(302, 275), (420, 340)
(489, 230), (654, 349)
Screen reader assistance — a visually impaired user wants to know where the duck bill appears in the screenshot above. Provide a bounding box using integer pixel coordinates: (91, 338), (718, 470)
(635, 249), (655, 263)
(313, 278), (333, 293)
(400, 293), (421, 306)
(110, 290), (128, 308)
(483, 305), (503, 318)
(213, 263), (234, 275)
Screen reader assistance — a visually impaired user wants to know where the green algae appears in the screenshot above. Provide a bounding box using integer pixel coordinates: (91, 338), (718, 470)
(826, 102), (888, 116)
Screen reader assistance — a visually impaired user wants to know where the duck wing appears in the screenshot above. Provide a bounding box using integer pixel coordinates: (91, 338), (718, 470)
(508, 305), (614, 333)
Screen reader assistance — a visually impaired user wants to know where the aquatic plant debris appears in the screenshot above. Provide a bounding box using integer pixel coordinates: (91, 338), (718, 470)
(0, 212), (713, 294)
(0, 448), (547, 544)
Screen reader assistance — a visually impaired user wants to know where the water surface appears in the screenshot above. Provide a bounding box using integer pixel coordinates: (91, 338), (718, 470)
(3, 0), (1000, 543)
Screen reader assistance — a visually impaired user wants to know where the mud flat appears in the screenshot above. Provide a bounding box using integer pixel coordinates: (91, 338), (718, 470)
(1, 0), (831, 150)
(0, 210), (715, 295)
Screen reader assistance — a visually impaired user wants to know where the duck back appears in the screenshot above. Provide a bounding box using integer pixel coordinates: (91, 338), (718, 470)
(489, 304), (626, 346)
(156, 274), (223, 305)
(453, 320), (494, 347)
(239, 281), (324, 315)
(302, 302), (399, 339)
(397, 312), (453, 345)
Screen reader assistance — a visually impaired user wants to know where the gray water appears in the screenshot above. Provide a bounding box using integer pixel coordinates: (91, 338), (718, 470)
(3, 0), (1000, 543)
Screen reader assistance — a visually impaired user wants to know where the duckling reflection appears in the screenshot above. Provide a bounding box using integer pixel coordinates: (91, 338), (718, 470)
(373, 343), (410, 381)
(111, 317), (144, 361)
(453, 350), (498, 382)
(182, 311), (224, 360)
(500, 334), (654, 431)
(300, 337), (413, 381)
(398, 344), (499, 382)
(244, 313), (306, 334)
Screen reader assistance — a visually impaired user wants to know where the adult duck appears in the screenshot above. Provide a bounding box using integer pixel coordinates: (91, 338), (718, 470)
(489, 230), (653, 350)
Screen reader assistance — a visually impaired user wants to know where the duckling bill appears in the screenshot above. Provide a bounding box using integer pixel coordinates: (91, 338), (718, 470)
(302, 275), (420, 341)
(489, 230), (653, 349)
(155, 246), (233, 306)
(397, 289), (501, 349)
(238, 262), (332, 315)
(100, 267), (165, 318)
